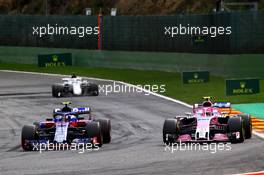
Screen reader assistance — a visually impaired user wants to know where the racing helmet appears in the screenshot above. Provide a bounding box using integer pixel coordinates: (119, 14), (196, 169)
(202, 101), (212, 107)
(62, 106), (72, 112)
(61, 102), (72, 112)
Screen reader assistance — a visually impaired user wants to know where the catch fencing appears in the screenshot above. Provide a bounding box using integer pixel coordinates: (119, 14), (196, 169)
(0, 11), (263, 53)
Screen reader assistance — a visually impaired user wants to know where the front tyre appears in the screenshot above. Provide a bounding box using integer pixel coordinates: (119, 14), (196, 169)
(163, 119), (178, 145)
(52, 84), (64, 98)
(21, 125), (36, 151)
(228, 117), (245, 143)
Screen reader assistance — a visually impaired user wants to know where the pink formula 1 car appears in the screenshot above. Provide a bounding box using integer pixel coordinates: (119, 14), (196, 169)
(163, 97), (252, 144)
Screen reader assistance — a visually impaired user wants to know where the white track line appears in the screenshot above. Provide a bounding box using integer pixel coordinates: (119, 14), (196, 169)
(233, 170), (264, 175)
(252, 131), (264, 140)
(1, 69), (264, 139)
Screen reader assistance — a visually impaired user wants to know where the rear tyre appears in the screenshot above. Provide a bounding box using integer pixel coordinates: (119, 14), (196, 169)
(96, 119), (111, 144)
(228, 117), (245, 143)
(90, 84), (99, 96)
(163, 119), (178, 145)
(239, 114), (252, 139)
(81, 84), (88, 96)
(21, 125), (36, 151)
(85, 122), (103, 147)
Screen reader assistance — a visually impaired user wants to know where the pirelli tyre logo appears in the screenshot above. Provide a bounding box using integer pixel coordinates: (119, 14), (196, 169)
(182, 71), (209, 84)
(226, 79), (260, 96)
(38, 53), (72, 67)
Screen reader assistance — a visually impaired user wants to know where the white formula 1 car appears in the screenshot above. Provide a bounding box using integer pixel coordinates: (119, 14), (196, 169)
(52, 75), (99, 98)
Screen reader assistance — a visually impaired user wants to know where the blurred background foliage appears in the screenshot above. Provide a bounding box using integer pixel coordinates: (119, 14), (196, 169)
(0, 0), (263, 15)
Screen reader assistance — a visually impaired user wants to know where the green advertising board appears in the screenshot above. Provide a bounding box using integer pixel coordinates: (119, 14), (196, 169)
(182, 71), (209, 84)
(226, 79), (260, 96)
(38, 53), (72, 67)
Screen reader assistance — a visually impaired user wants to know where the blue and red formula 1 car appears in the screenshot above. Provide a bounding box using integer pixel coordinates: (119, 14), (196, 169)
(21, 102), (111, 151)
(163, 97), (252, 144)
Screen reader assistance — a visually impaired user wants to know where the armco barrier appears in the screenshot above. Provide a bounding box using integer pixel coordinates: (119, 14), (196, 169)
(0, 46), (264, 78)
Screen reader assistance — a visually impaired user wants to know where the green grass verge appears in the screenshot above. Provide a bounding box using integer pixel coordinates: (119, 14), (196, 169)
(0, 63), (263, 104)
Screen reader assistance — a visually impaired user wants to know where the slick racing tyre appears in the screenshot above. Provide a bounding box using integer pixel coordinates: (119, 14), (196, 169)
(90, 84), (99, 96)
(21, 125), (36, 151)
(238, 114), (252, 139)
(81, 84), (88, 96)
(228, 117), (245, 143)
(163, 119), (178, 145)
(86, 122), (103, 147)
(96, 119), (111, 144)
(52, 84), (64, 98)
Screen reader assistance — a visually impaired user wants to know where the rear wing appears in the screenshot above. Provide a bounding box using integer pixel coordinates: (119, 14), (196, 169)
(53, 107), (90, 116)
(213, 102), (232, 115)
(62, 77), (82, 81)
(72, 107), (91, 114)
(213, 102), (231, 108)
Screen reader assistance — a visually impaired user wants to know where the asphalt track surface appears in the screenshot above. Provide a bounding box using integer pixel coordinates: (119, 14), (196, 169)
(0, 71), (264, 175)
